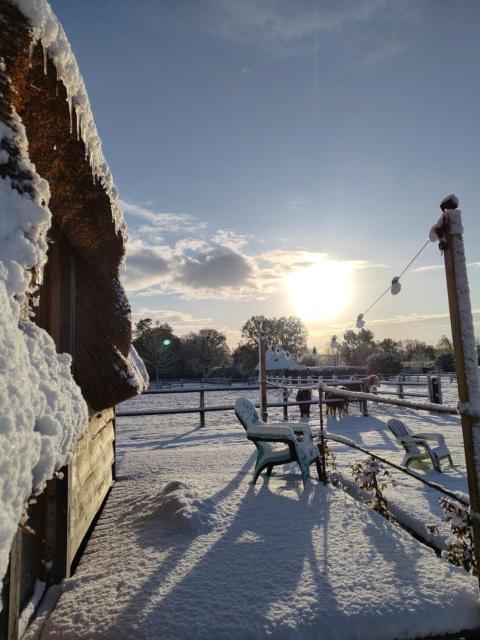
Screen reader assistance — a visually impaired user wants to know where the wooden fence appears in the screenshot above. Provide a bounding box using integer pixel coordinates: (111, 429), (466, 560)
(117, 375), (454, 426)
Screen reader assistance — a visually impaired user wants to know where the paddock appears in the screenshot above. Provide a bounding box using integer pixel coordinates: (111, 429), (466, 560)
(27, 387), (480, 640)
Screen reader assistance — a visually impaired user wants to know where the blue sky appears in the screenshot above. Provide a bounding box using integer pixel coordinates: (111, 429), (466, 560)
(50, 0), (480, 348)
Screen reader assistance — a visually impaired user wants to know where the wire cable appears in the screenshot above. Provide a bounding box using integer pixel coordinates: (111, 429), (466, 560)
(313, 238), (432, 353)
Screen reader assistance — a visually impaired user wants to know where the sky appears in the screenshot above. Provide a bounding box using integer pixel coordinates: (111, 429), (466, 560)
(50, 0), (480, 350)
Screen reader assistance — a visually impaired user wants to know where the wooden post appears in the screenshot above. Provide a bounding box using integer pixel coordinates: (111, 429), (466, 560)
(199, 389), (205, 427)
(434, 375), (443, 404)
(259, 333), (268, 422)
(283, 387), (289, 421)
(397, 375), (404, 399)
(318, 388), (327, 484)
(438, 195), (480, 587)
(427, 373), (442, 404)
(361, 382), (369, 417)
(1, 530), (21, 640)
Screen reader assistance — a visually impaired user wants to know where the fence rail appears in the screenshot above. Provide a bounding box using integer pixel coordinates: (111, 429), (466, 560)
(326, 432), (468, 506)
(117, 377), (456, 422)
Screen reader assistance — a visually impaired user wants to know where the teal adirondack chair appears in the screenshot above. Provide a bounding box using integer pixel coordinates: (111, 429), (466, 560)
(234, 397), (321, 486)
(387, 418), (453, 472)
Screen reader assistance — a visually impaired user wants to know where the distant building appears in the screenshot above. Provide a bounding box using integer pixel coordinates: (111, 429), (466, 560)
(257, 345), (301, 371)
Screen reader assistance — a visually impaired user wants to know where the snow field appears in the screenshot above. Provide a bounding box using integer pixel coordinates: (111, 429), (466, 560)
(39, 385), (480, 640)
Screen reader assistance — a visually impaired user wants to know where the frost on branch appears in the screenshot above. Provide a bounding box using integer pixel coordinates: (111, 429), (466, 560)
(440, 498), (477, 576)
(351, 456), (396, 521)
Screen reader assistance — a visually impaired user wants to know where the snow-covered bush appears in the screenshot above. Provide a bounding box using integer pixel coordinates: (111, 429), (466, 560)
(439, 498), (476, 576)
(351, 456), (396, 521)
(436, 352), (455, 372)
(366, 353), (402, 375)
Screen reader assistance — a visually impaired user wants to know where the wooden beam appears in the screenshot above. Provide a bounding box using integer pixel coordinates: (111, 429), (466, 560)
(439, 198), (480, 587)
(0, 529), (21, 640)
(259, 333), (268, 422)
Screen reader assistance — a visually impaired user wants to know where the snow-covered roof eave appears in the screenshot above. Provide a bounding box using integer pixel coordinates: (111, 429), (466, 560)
(11, 0), (127, 242)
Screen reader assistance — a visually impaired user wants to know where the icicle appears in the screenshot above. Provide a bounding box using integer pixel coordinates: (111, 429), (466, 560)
(77, 113), (81, 141)
(28, 41), (34, 60)
(55, 84), (58, 97)
(68, 96), (73, 135)
(42, 44), (47, 75)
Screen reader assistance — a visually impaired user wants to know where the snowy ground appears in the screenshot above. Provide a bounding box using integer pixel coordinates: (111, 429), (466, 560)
(30, 378), (480, 639)
(116, 379), (469, 552)
(115, 380), (473, 553)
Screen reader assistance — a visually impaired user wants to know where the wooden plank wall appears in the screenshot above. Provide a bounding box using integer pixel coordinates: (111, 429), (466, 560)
(68, 408), (115, 566)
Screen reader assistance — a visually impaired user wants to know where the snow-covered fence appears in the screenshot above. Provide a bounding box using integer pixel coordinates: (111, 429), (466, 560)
(326, 433), (469, 507)
(117, 385), (324, 424)
(267, 373), (440, 405)
(117, 381), (458, 427)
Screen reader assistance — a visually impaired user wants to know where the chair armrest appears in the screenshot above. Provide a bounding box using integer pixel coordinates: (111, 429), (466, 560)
(412, 433), (446, 446)
(264, 422), (314, 439)
(247, 424), (295, 441)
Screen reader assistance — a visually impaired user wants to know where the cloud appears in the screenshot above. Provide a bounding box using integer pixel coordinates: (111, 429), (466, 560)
(130, 306), (240, 342)
(123, 237), (388, 303)
(123, 236), (256, 298)
(123, 238), (171, 290)
(413, 262), (480, 274)
(412, 264), (443, 273)
(365, 310), (480, 327)
(211, 229), (251, 251)
(131, 307), (212, 326)
(120, 198), (206, 233)
(174, 241), (254, 289)
(203, 0), (419, 62)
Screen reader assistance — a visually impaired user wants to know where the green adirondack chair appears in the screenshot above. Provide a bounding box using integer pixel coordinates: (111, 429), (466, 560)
(387, 418), (453, 472)
(235, 397), (321, 486)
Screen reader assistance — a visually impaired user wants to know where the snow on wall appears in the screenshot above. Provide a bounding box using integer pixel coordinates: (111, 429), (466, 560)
(0, 109), (50, 308)
(11, 0), (126, 239)
(0, 279), (89, 586)
(126, 345), (150, 393)
(0, 1), (102, 587)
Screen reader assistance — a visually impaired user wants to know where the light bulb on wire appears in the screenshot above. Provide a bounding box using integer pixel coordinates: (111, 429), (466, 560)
(391, 277), (401, 295)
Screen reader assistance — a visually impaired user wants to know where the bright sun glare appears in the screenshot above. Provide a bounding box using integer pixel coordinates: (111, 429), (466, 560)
(285, 260), (353, 323)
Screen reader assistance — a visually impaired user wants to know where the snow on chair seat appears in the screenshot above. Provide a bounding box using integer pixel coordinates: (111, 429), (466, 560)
(387, 418), (453, 472)
(234, 397), (321, 487)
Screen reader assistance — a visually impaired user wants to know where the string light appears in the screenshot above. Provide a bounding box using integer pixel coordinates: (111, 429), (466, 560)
(391, 277), (401, 295)
(356, 314), (365, 329)
(313, 235), (434, 355)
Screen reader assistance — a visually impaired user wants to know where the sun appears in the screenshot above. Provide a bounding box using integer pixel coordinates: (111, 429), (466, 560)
(285, 259), (353, 323)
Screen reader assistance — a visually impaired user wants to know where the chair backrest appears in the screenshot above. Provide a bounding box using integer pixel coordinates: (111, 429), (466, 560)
(387, 418), (411, 439)
(235, 397), (262, 431)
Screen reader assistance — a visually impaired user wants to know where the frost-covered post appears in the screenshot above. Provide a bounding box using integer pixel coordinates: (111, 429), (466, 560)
(318, 387), (327, 484)
(259, 331), (268, 422)
(432, 194), (480, 588)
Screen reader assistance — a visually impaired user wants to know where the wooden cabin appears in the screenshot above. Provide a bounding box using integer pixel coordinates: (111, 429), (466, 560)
(0, 2), (147, 637)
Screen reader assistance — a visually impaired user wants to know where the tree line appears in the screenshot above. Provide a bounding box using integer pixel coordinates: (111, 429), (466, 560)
(133, 315), (468, 382)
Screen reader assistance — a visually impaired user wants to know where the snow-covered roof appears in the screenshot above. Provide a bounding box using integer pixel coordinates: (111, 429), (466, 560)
(0, 0), (148, 586)
(11, 0), (125, 238)
(1, 0), (149, 405)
